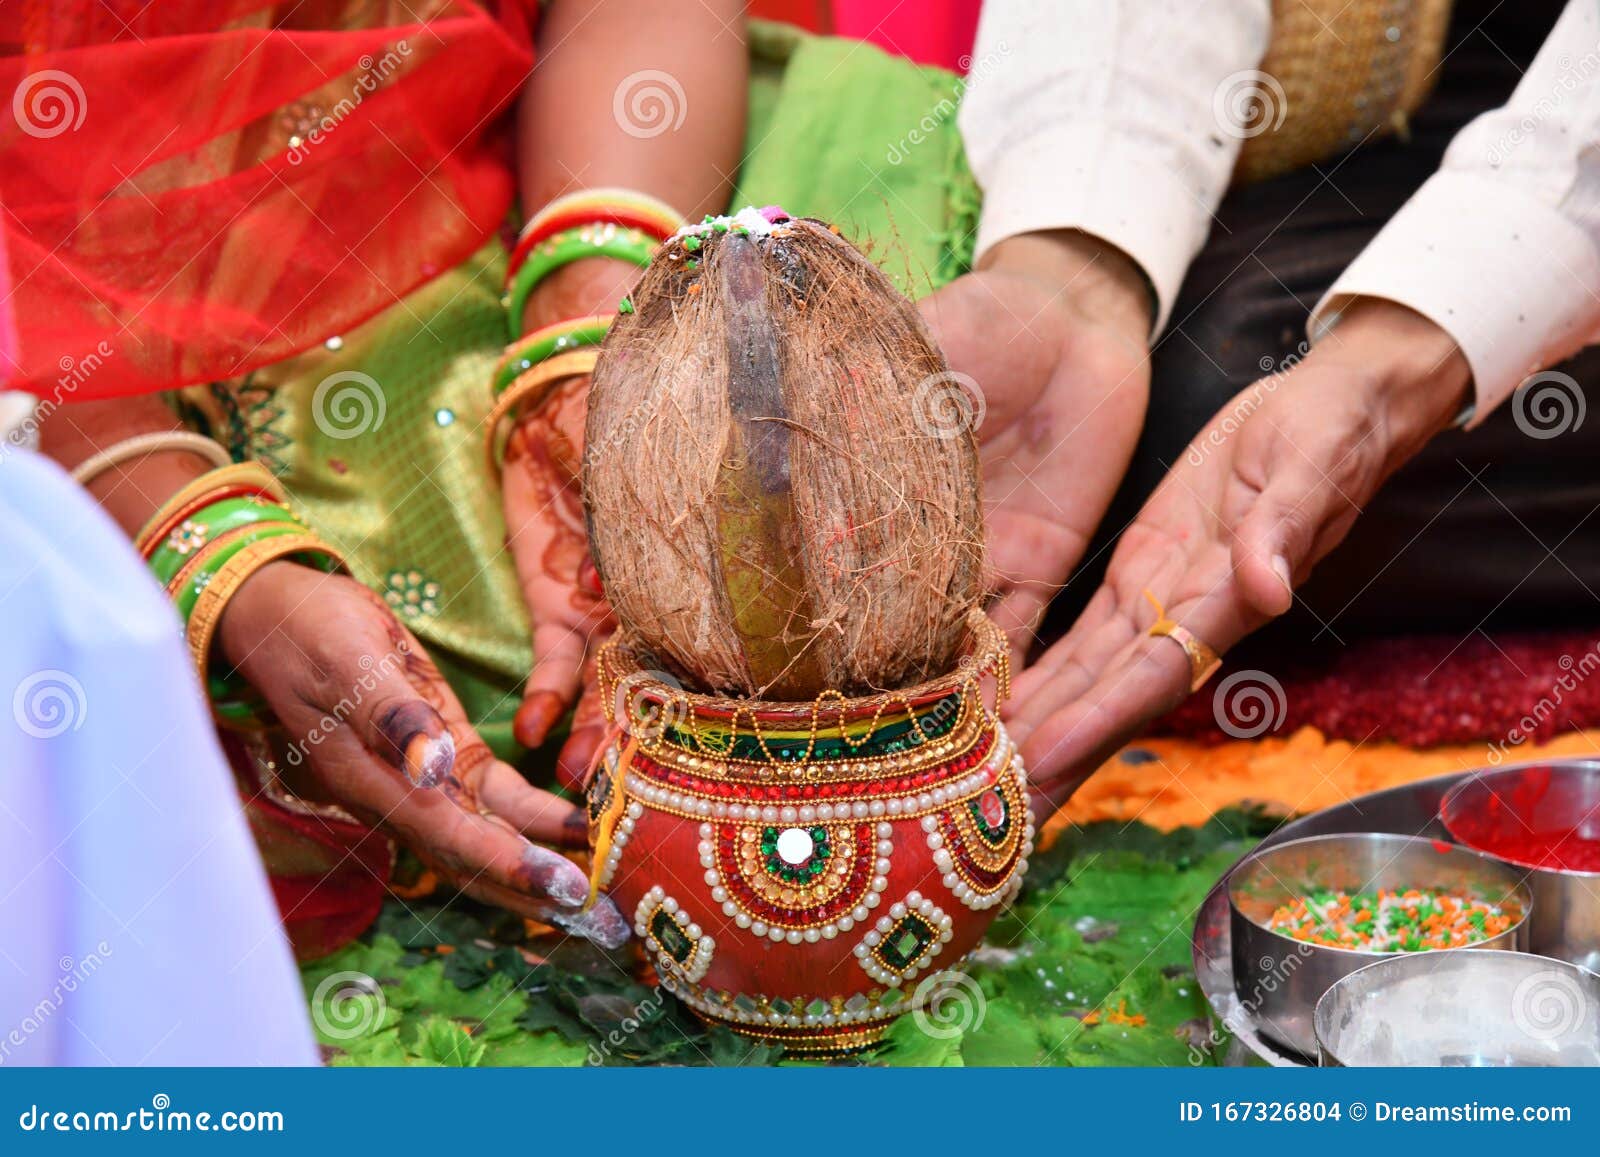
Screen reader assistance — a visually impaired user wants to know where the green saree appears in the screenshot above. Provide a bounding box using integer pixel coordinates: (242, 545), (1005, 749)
(177, 23), (981, 765)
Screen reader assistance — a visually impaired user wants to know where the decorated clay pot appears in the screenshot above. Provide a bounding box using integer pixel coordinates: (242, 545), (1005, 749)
(586, 612), (1032, 1056)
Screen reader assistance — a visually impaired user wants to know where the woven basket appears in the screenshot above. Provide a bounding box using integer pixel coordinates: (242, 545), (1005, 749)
(1233, 0), (1453, 183)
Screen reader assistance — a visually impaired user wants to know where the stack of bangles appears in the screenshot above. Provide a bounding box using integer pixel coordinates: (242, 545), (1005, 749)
(490, 189), (684, 472)
(134, 459), (346, 727)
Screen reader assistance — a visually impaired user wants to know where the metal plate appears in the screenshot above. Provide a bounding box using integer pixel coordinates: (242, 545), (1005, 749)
(1190, 759), (1600, 1066)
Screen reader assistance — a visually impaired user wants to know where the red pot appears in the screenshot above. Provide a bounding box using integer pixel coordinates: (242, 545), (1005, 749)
(586, 613), (1031, 1055)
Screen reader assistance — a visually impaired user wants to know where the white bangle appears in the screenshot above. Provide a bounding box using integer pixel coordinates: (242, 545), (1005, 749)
(71, 431), (233, 488)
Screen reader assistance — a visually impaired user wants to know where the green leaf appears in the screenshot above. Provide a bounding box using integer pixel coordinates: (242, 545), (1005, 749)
(304, 815), (1264, 1068)
(959, 999), (1045, 1066)
(879, 1013), (964, 1067)
(403, 1015), (488, 1067)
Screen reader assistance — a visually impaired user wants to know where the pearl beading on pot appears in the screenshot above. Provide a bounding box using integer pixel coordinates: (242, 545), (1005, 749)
(620, 723), (1015, 822)
(697, 821), (896, 942)
(596, 798), (644, 889)
(922, 755), (1036, 912)
(853, 891), (953, 985)
(634, 886), (715, 983)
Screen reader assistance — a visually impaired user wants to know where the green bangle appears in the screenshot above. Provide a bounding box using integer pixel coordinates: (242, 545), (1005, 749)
(171, 523), (307, 622)
(190, 533), (344, 728)
(148, 496), (306, 586)
(210, 685), (270, 728)
(504, 224), (655, 340)
(493, 315), (614, 395)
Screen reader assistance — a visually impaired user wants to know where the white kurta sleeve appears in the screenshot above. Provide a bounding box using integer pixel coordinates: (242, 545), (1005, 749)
(1311, 0), (1600, 424)
(957, 0), (1271, 335)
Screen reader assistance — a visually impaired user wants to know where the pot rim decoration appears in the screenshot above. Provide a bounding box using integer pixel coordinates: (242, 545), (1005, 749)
(596, 608), (1009, 741)
(584, 611), (1030, 1056)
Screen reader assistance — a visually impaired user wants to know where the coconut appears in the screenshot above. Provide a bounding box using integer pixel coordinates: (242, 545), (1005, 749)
(582, 208), (983, 700)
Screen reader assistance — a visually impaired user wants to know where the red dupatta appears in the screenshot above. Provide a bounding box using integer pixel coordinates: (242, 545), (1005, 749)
(1, 1), (533, 959)
(0, 1), (531, 400)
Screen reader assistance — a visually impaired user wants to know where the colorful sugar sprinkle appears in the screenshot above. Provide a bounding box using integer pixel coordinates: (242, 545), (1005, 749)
(1265, 887), (1515, 951)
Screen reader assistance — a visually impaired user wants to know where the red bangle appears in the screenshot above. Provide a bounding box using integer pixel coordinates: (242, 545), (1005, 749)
(507, 188), (683, 282)
(136, 482), (280, 560)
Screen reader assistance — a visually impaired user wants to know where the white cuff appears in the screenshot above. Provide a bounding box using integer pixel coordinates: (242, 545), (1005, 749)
(971, 121), (1216, 338)
(1310, 172), (1600, 426)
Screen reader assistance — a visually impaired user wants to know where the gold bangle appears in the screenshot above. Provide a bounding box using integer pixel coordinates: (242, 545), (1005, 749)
(1143, 591), (1223, 692)
(134, 461), (288, 556)
(186, 533), (347, 693)
(484, 348), (600, 475)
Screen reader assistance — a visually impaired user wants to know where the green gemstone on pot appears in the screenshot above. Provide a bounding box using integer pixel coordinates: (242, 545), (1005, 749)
(877, 914), (935, 970)
(649, 908), (692, 963)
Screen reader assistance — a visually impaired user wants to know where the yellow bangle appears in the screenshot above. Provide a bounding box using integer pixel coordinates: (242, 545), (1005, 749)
(186, 533), (347, 697)
(484, 348), (600, 475)
(134, 461), (289, 557)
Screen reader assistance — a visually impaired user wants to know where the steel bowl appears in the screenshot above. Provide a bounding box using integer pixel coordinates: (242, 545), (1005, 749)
(1228, 832), (1532, 1058)
(1441, 763), (1600, 972)
(1315, 950), (1600, 1066)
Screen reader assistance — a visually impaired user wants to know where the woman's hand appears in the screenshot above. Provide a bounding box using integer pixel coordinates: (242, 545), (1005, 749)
(218, 560), (628, 946)
(918, 231), (1153, 660)
(1005, 301), (1471, 815)
(502, 258), (642, 787)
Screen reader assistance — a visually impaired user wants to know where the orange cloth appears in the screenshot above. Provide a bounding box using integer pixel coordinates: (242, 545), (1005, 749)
(1050, 726), (1600, 835)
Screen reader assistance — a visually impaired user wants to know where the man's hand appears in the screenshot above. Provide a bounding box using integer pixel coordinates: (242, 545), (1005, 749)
(918, 231), (1153, 661)
(1004, 300), (1471, 815)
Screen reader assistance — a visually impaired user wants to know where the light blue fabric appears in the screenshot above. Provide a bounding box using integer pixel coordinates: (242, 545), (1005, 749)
(0, 450), (316, 1066)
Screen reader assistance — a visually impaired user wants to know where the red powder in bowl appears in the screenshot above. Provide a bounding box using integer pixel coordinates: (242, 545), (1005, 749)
(1444, 766), (1600, 874)
(1470, 829), (1600, 873)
